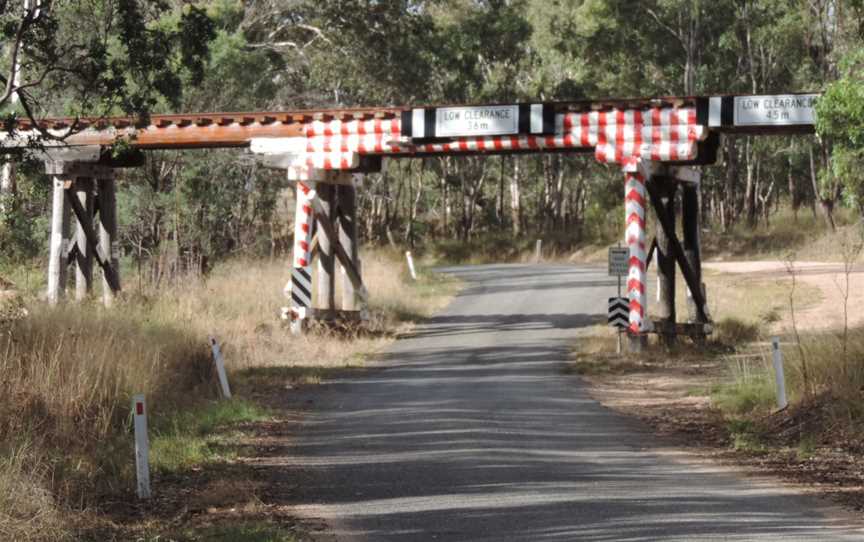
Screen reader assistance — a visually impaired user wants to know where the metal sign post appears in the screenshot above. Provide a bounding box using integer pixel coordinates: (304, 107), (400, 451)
(608, 244), (630, 353)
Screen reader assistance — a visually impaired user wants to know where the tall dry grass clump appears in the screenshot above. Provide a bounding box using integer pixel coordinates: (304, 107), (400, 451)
(137, 250), (452, 372)
(0, 304), (212, 540)
(783, 329), (864, 419)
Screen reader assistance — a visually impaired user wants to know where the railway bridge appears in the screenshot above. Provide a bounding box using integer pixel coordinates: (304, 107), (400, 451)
(1, 92), (819, 349)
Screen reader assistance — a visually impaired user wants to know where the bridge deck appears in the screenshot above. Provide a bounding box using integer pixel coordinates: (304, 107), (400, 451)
(0, 93), (817, 154)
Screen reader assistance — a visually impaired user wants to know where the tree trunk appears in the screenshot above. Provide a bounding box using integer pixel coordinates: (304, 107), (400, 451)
(722, 136), (738, 231)
(498, 156), (505, 227)
(554, 156), (565, 229)
(440, 158), (450, 237)
(743, 138), (758, 228)
(510, 158), (522, 236)
(810, 144), (836, 231)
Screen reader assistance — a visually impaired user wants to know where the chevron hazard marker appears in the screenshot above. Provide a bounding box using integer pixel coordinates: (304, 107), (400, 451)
(608, 297), (629, 329)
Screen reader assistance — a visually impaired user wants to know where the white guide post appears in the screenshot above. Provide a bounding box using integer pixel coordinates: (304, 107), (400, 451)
(208, 336), (232, 399)
(534, 239), (542, 263)
(132, 394), (151, 499)
(771, 337), (788, 410)
(405, 251), (417, 280)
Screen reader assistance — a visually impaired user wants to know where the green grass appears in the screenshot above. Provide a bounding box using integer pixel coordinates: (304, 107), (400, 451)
(712, 372), (776, 416)
(726, 419), (768, 453)
(144, 522), (299, 542)
(797, 434), (818, 460)
(150, 399), (270, 474)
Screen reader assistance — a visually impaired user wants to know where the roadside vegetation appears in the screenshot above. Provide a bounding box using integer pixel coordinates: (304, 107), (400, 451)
(0, 251), (457, 541)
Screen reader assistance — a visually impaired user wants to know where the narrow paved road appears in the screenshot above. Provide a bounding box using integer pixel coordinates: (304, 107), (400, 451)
(279, 264), (863, 541)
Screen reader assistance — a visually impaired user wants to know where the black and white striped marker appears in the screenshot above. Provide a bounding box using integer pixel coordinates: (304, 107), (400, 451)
(608, 297), (629, 329)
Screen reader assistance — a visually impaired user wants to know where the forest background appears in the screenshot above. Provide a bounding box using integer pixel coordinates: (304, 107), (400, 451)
(1, 0), (863, 284)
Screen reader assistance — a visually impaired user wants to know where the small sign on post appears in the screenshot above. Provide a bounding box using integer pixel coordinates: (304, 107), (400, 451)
(132, 394), (151, 499)
(209, 336), (232, 399)
(608, 247), (629, 276)
(608, 246), (630, 354)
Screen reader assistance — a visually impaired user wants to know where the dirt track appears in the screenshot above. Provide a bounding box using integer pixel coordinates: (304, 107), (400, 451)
(704, 261), (864, 331)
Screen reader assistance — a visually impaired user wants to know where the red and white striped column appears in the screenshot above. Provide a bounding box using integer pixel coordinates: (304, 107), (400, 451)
(623, 158), (648, 335)
(284, 181), (316, 334)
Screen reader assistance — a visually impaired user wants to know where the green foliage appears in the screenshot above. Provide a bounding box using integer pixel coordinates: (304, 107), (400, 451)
(817, 48), (864, 205)
(1, 2), (217, 122)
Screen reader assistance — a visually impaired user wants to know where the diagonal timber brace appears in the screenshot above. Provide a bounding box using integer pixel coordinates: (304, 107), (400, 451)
(644, 178), (709, 324)
(65, 189), (121, 293)
(645, 237), (658, 271)
(307, 194), (369, 304)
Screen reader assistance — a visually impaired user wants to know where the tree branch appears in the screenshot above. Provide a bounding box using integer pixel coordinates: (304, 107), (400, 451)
(642, 6), (687, 51)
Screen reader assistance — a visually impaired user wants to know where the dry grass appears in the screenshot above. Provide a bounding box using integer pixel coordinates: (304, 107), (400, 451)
(0, 249), (457, 541)
(683, 269), (822, 333)
(781, 329), (864, 415)
(0, 445), (68, 542)
(135, 249), (456, 373)
(0, 304), (212, 540)
(703, 206), (860, 262)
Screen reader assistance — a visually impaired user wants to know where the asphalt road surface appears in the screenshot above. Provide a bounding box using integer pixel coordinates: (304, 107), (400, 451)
(281, 264), (863, 541)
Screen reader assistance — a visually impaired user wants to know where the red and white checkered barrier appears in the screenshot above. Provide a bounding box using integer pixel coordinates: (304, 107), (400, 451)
(293, 106), (704, 169)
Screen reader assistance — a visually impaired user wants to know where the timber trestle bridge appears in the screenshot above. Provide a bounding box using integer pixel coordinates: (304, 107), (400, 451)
(2, 92), (819, 349)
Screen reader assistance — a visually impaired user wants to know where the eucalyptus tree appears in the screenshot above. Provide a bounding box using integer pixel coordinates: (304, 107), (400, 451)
(0, 0), (216, 259)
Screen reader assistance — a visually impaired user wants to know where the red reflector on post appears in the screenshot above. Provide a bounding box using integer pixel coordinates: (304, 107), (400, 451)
(136, 402), (144, 415)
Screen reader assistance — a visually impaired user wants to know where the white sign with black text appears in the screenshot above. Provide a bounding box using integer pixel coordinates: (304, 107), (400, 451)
(734, 94), (819, 127)
(435, 105), (519, 138)
(608, 247), (629, 277)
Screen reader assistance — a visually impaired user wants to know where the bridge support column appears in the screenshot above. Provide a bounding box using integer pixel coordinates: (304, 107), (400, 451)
(316, 183), (336, 312)
(97, 174), (119, 307)
(282, 171), (369, 334)
(682, 183), (707, 338)
(338, 177), (361, 311)
(643, 165), (711, 344)
(44, 152), (123, 306)
(654, 179), (678, 348)
(248, 139), (371, 334)
(286, 179), (316, 335)
(73, 177), (95, 301)
(47, 177), (71, 305)
(624, 160), (651, 353)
